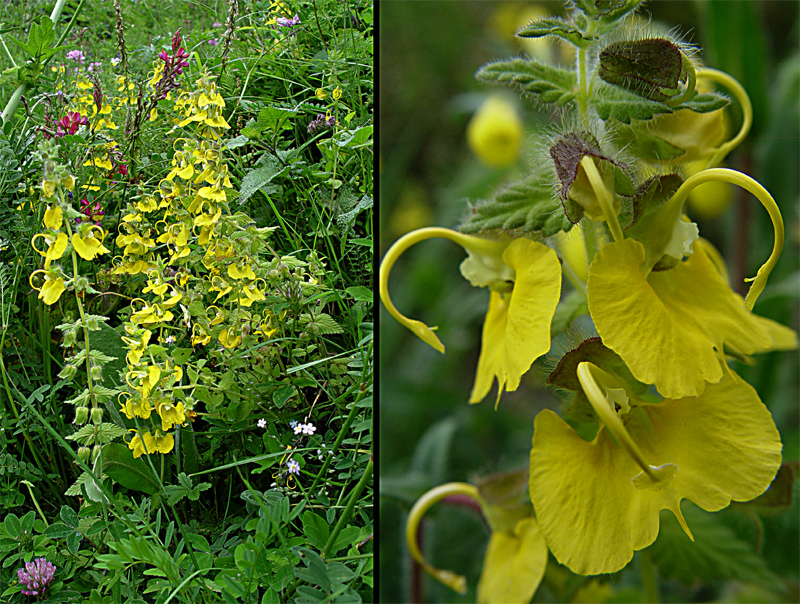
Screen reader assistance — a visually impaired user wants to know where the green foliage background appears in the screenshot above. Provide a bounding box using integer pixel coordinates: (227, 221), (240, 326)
(379, 1), (799, 603)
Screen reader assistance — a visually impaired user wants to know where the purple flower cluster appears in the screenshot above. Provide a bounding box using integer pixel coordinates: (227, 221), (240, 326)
(66, 49), (85, 64)
(277, 14), (301, 29)
(307, 114), (336, 134)
(155, 29), (190, 100)
(17, 558), (56, 596)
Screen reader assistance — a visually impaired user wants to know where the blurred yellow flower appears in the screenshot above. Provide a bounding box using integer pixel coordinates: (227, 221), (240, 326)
(467, 96), (523, 168)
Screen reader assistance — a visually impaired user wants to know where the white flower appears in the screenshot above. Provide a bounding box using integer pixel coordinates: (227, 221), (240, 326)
(293, 424), (303, 435)
(287, 459), (300, 474)
(165, 335), (175, 345)
(257, 418), (266, 428)
(302, 423), (316, 435)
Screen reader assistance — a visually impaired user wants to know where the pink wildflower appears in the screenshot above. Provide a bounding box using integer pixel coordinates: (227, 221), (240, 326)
(56, 111), (88, 137)
(80, 198), (104, 225)
(17, 558), (56, 596)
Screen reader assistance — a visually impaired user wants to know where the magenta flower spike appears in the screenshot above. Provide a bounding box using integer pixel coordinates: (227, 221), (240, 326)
(17, 557), (56, 596)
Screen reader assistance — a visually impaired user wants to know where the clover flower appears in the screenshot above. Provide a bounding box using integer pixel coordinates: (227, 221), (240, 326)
(17, 557), (56, 596)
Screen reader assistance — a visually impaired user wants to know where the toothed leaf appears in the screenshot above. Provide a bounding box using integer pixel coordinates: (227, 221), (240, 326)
(593, 83), (729, 124)
(476, 58), (576, 108)
(460, 173), (573, 238)
(516, 17), (596, 48)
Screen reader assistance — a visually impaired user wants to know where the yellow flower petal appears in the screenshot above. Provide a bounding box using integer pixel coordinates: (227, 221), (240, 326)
(470, 238), (561, 403)
(44, 205), (63, 230)
(588, 238), (773, 398)
(228, 263), (256, 280)
(477, 517), (547, 604)
(72, 231), (110, 261)
(39, 276), (66, 305)
(530, 369), (781, 575)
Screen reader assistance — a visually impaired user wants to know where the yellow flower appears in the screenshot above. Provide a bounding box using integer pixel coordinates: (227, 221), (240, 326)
(30, 269), (66, 305)
(44, 205), (63, 229)
(315, 88), (328, 100)
(467, 96), (523, 168)
(155, 398), (186, 431)
(32, 231), (68, 269)
(219, 327), (242, 349)
(332, 86), (342, 100)
(530, 362), (781, 575)
(191, 324), (212, 347)
(380, 228), (561, 404)
(587, 237), (796, 398)
(72, 226), (110, 261)
(406, 481), (547, 603)
(122, 328), (152, 365)
(118, 391), (152, 420)
(228, 263), (256, 280)
(128, 429), (174, 458)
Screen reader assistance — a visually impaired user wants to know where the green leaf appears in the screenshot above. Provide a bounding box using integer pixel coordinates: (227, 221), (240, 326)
(572, 0), (642, 23)
(3, 513), (20, 538)
(302, 511), (330, 551)
(66, 531), (82, 555)
(679, 92), (730, 114)
(43, 521), (75, 539)
(599, 39), (684, 102)
(594, 83), (730, 124)
(19, 510), (35, 536)
(649, 503), (780, 587)
(345, 286), (372, 302)
(516, 17), (596, 47)
(239, 155), (289, 204)
(292, 547), (331, 593)
(475, 58), (576, 107)
(459, 172), (572, 238)
(90, 322), (127, 390)
(242, 106), (298, 139)
(102, 443), (160, 495)
(333, 125), (373, 148)
(328, 525), (361, 555)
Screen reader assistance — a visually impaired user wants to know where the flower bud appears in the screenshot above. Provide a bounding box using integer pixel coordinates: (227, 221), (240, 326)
(91, 445), (101, 463)
(467, 95), (523, 168)
(90, 364), (103, 381)
(91, 407), (104, 425)
(74, 406), (89, 425)
(58, 363), (77, 381)
(78, 446), (91, 463)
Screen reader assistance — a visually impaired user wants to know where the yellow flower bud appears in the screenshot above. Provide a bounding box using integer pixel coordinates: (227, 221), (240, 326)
(467, 96), (523, 168)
